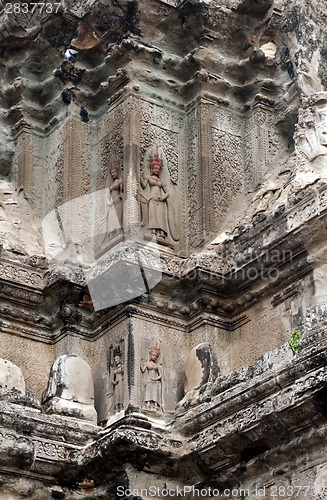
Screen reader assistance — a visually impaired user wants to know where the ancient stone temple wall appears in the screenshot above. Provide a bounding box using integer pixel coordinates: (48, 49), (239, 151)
(0, 0), (327, 498)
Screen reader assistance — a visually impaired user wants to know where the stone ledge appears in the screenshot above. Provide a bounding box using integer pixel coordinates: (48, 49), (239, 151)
(0, 333), (325, 482)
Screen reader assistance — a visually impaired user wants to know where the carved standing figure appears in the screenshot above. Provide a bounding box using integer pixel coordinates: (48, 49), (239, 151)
(139, 146), (170, 240)
(107, 160), (123, 234)
(141, 343), (162, 411)
(112, 346), (124, 412)
(251, 182), (281, 219)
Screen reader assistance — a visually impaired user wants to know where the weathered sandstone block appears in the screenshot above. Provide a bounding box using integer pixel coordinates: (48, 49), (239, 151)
(0, 359), (25, 392)
(42, 355), (97, 423)
(184, 342), (217, 393)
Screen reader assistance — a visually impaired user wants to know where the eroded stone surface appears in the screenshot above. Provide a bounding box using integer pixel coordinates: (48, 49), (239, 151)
(42, 355), (97, 423)
(0, 359), (25, 392)
(183, 342), (215, 393)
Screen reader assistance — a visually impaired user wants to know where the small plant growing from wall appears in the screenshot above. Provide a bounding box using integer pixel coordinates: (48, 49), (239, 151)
(288, 330), (302, 355)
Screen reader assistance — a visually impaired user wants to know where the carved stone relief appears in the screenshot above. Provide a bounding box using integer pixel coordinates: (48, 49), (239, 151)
(13, 122), (34, 202)
(94, 157), (124, 253)
(38, 103), (92, 266)
(0, 261), (43, 288)
(111, 345), (124, 412)
(139, 145), (177, 244)
(122, 95), (141, 227)
(107, 160), (123, 231)
(132, 320), (188, 412)
(212, 107), (243, 227)
(139, 99), (181, 241)
(33, 439), (69, 462)
(42, 130), (62, 216)
(186, 103), (244, 246)
(141, 342), (162, 411)
(139, 100), (181, 185)
(87, 324), (127, 422)
(97, 101), (124, 191)
(56, 103), (91, 206)
(186, 106), (202, 250)
(295, 93), (327, 177)
(0, 333), (53, 399)
(244, 104), (283, 191)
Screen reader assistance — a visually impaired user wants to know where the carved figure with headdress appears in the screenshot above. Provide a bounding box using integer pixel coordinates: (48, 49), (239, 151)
(107, 157), (123, 234)
(139, 145), (174, 242)
(295, 93), (327, 165)
(112, 345), (124, 412)
(140, 342), (162, 411)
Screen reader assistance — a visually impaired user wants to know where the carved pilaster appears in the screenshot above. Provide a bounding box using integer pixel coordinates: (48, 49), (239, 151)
(14, 119), (34, 201)
(55, 103), (90, 209)
(199, 100), (214, 234)
(178, 116), (188, 254)
(211, 105), (244, 232)
(244, 102), (281, 191)
(187, 104), (202, 250)
(123, 95), (141, 228)
(128, 316), (138, 407)
(54, 103), (91, 255)
(98, 99), (124, 191)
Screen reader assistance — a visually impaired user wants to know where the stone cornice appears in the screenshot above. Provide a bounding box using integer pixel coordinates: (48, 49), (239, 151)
(0, 182), (326, 341)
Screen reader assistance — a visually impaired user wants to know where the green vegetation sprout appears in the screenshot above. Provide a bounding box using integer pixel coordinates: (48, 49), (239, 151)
(288, 330), (302, 355)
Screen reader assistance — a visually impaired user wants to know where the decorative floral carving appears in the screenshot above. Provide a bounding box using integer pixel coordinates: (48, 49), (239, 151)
(0, 262), (43, 288)
(33, 440), (69, 461)
(98, 103), (124, 190)
(244, 106), (283, 190)
(212, 128), (243, 224)
(187, 108), (201, 249)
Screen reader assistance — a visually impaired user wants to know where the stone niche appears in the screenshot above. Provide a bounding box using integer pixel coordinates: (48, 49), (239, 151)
(42, 355), (97, 423)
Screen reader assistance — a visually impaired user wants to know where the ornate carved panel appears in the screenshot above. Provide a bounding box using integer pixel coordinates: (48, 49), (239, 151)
(139, 98), (182, 243)
(211, 109), (243, 227)
(13, 125), (34, 201)
(123, 95), (141, 227)
(244, 105), (283, 191)
(97, 100), (125, 190)
(186, 106), (202, 250)
(55, 104), (91, 206)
